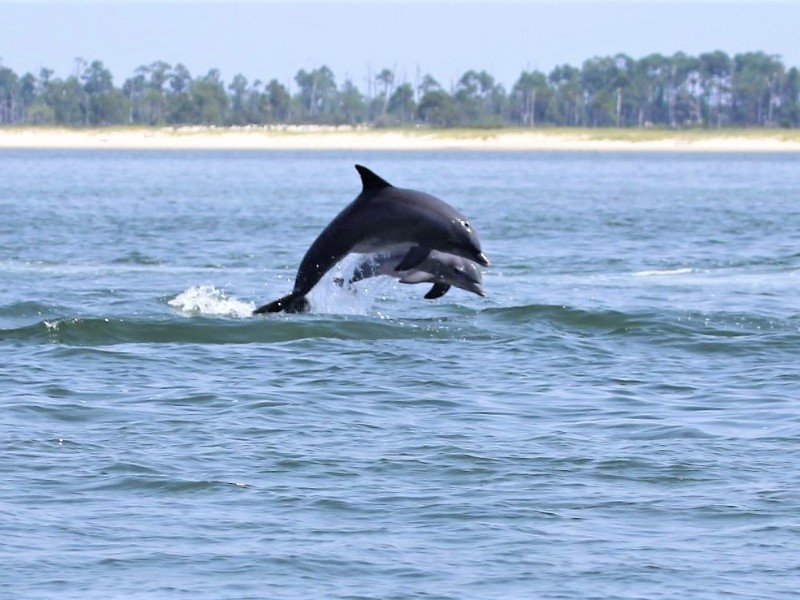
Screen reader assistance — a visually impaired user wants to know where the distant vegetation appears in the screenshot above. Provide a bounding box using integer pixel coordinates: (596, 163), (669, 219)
(0, 51), (798, 129)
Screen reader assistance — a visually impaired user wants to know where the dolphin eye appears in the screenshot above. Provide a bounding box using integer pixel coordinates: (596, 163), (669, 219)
(459, 219), (471, 231)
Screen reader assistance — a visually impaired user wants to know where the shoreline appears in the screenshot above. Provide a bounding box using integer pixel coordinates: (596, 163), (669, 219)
(2, 126), (800, 152)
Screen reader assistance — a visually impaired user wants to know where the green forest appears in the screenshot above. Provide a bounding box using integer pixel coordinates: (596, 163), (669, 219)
(0, 51), (798, 129)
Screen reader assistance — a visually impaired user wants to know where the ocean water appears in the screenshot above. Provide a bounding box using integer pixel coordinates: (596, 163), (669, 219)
(1, 149), (799, 599)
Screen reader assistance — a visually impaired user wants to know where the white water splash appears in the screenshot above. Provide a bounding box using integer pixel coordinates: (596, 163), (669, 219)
(168, 285), (255, 317)
(306, 255), (391, 315)
(633, 267), (694, 277)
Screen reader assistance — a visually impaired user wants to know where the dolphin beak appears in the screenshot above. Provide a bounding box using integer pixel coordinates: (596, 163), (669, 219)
(475, 285), (487, 297)
(476, 252), (490, 266)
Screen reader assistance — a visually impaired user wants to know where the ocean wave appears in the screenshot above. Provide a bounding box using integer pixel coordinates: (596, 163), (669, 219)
(0, 300), (59, 318)
(111, 251), (164, 266)
(0, 314), (468, 346)
(3, 300), (797, 348)
(481, 303), (800, 343)
(482, 303), (660, 333)
(0, 259), (254, 275)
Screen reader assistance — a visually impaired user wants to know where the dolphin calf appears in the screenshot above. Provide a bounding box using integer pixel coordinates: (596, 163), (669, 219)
(254, 165), (489, 314)
(337, 250), (486, 299)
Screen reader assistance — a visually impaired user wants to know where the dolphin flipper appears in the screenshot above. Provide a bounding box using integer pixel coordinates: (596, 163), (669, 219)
(424, 283), (451, 300)
(253, 293), (310, 314)
(395, 246), (431, 272)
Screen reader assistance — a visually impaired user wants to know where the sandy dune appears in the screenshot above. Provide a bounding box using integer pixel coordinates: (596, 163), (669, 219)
(2, 126), (799, 152)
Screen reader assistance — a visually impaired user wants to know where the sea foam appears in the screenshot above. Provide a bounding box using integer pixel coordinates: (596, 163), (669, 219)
(633, 267), (694, 277)
(168, 285), (255, 318)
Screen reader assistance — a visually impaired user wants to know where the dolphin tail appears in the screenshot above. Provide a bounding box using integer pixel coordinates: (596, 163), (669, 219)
(253, 292), (310, 314)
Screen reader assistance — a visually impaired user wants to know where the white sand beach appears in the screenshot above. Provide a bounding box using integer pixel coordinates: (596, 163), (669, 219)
(1, 126), (800, 152)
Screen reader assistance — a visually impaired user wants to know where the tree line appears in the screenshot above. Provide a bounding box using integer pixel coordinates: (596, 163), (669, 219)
(0, 51), (798, 129)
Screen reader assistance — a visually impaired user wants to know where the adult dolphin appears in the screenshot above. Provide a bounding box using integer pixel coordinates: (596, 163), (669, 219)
(254, 165), (489, 314)
(336, 250), (486, 300)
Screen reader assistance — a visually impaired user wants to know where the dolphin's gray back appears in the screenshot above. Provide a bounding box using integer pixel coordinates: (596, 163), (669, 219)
(292, 186), (469, 295)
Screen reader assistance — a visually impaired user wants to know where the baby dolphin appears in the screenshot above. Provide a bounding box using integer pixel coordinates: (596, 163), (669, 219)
(254, 165), (489, 314)
(338, 250), (486, 300)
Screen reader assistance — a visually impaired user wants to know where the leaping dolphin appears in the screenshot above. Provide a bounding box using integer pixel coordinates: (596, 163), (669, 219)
(336, 250), (486, 299)
(254, 165), (489, 314)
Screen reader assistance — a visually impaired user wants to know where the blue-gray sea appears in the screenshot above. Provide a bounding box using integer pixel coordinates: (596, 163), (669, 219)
(1, 149), (799, 599)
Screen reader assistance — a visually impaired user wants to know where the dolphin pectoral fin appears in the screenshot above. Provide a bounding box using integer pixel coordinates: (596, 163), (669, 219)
(424, 283), (451, 300)
(395, 246), (431, 272)
(253, 293), (310, 314)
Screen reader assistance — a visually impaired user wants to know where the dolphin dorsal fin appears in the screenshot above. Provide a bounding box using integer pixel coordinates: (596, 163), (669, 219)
(355, 165), (392, 192)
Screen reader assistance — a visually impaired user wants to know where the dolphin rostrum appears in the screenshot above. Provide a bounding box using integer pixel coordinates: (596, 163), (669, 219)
(254, 165), (489, 314)
(336, 250), (486, 300)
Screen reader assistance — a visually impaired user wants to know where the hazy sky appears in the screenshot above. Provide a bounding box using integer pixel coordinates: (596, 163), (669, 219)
(2, 1), (799, 90)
